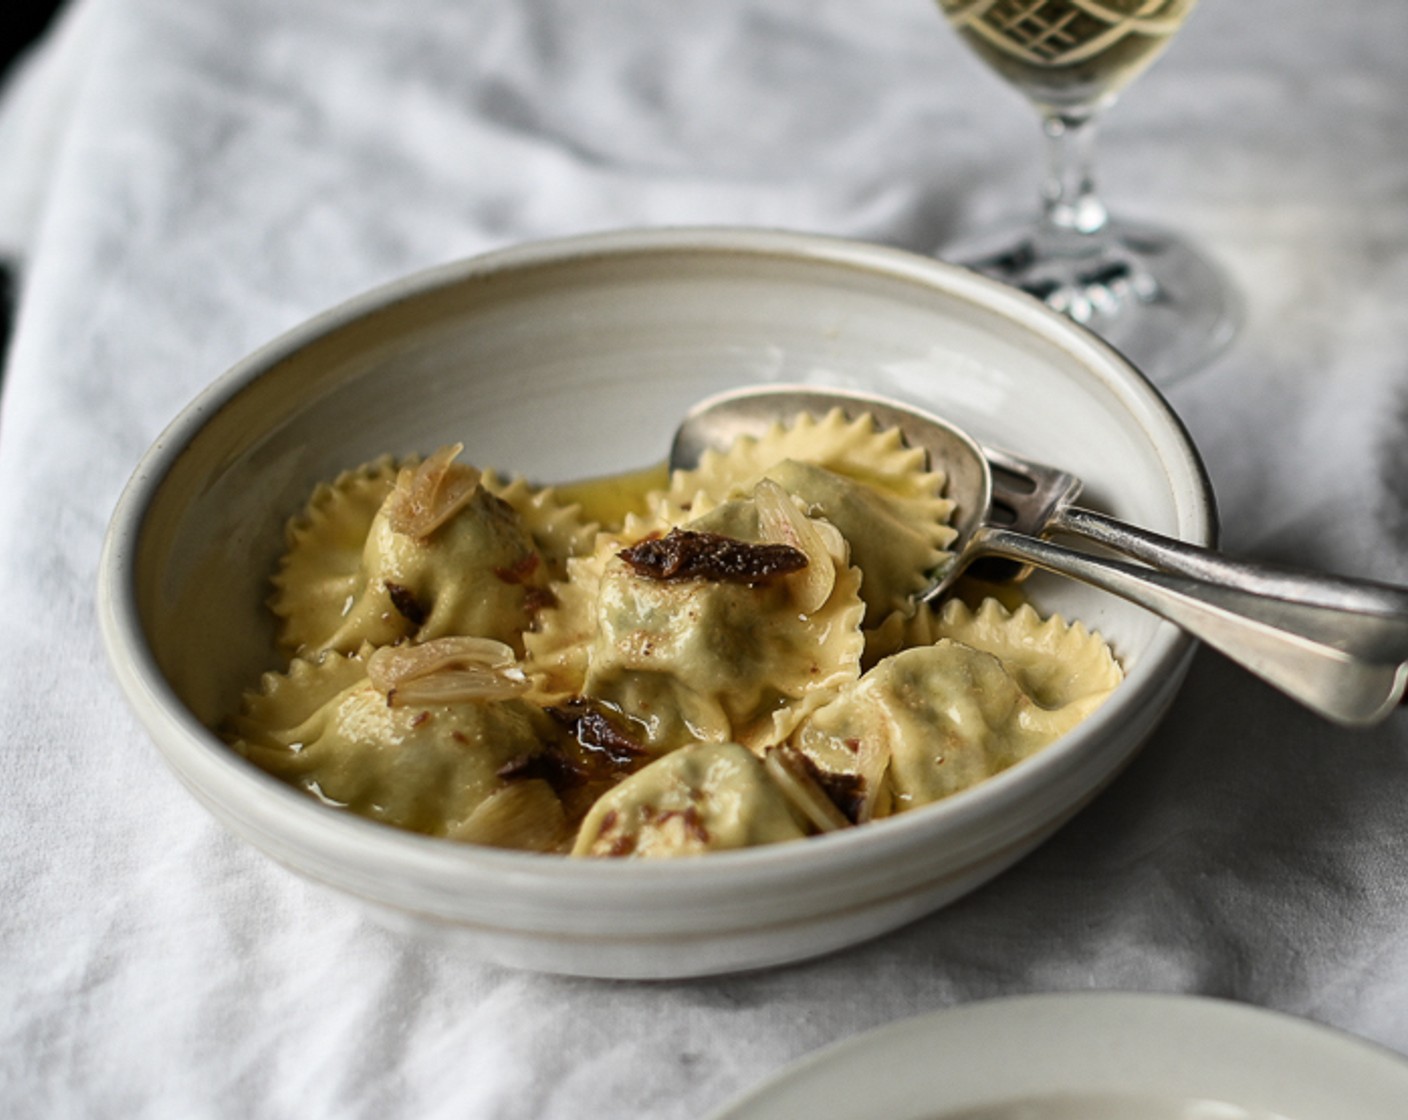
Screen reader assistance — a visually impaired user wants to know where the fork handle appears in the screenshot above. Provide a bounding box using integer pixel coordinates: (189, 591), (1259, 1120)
(1053, 506), (1408, 659)
(973, 524), (1408, 727)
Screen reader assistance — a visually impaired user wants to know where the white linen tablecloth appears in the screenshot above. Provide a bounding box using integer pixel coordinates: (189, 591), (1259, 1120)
(2, 0), (1407, 1115)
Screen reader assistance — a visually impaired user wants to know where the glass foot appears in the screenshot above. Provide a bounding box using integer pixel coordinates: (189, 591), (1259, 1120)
(943, 216), (1241, 388)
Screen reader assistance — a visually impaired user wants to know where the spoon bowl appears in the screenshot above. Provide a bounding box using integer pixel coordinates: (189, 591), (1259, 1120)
(673, 384), (1408, 727)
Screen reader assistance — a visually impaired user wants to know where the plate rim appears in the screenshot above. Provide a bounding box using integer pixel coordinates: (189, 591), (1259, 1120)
(705, 990), (1408, 1120)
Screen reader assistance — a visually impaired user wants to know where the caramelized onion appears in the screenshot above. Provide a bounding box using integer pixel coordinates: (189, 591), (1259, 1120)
(367, 636), (528, 706)
(383, 444), (482, 538)
(753, 478), (836, 615)
(764, 746), (853, 833)
(619, 528), (805, 584)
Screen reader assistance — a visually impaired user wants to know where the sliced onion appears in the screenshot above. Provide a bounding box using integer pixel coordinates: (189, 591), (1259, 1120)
(846, 738), (889, 826)
(811, 518), (848, 566)
(455, 781), (566, 852)
(383, 444), (482, 538)
(753, 477), (835, 615)
(367, 636), (528, 705)
(764, 746), (852, 834)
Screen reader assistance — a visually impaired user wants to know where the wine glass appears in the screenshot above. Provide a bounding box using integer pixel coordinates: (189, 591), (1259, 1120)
(935, 0), (1238, 386)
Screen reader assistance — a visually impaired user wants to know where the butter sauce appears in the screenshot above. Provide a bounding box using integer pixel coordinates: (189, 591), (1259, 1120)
(551, 461), (669, 530)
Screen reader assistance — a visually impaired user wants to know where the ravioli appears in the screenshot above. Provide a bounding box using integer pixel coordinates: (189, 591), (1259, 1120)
(586, 489), (864, 754)
(660, 408), (956, 622)
(275, 447), (553, 656)
(229, 646), (569, 849)
(270, 455), (403, 656)
(572, 741), (808, 857)
(792, 602), (1122, 813)
(233, 403), (1123, 858)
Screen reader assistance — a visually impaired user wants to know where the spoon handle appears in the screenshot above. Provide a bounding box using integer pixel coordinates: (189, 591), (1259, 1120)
(1053, 506), (1408, 658)
(973, 525), (1408, 727)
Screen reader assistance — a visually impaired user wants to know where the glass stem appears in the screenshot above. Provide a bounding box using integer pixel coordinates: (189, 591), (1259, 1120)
(1036, 111), (1110, 255)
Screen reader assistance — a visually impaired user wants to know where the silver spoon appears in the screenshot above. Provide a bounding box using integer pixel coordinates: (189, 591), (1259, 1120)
(670, 384), (1408, 728)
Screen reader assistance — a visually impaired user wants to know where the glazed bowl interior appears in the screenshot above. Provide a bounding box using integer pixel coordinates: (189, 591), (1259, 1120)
(101, 228), (1212, 977)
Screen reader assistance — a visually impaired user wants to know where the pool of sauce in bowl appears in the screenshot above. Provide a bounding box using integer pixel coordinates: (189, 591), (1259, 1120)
(552, 462), (669, 530)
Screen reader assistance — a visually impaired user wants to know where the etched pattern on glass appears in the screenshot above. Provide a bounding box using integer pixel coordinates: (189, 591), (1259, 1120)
(941, 0), (1190, 66)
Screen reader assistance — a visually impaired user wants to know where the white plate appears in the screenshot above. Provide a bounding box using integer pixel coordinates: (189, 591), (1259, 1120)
(708, 992), (1408, 1120)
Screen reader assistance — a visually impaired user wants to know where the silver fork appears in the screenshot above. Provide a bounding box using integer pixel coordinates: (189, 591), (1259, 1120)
(981, 439), (1408, 671)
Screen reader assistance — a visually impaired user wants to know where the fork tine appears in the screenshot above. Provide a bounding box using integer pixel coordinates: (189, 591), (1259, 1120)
(958, 445), (1083, 586)
(981, 444), (1083, 538)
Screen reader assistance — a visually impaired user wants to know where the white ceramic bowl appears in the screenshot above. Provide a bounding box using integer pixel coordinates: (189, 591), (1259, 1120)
(99, 228), (1213, 979)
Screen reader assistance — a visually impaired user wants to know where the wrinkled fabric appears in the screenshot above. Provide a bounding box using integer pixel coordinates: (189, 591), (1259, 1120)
(2, 1), (1407, 1116)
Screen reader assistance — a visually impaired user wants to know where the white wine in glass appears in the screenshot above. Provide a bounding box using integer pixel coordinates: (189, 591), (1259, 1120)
(937, 0), (1238, 386)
